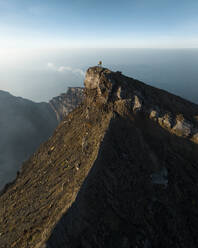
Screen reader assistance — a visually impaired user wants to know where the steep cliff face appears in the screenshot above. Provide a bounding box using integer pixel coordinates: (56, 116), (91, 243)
(0, 67), (198, 248)
(50, 87), (84, 122)
(0, 91), (58, 190)
(0, 88), (83, 190)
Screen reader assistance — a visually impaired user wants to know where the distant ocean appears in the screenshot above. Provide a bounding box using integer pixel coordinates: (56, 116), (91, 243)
(0, 48), (198, 104)
(101, 49), (198, 104)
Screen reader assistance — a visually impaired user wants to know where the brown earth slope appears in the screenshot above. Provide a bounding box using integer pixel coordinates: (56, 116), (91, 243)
(0, 67), (198, 248)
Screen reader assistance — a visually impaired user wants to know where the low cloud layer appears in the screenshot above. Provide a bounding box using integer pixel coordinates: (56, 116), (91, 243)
(47, 63), (85, 77)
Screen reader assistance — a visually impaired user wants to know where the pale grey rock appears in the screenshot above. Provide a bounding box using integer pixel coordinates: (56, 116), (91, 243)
(133, 95), (142, 112)
(172, 117), (192, 137)
(158, 113), (172, 129)
(84, 66), (113, 91)
(149, 110), (158, 120)
(84, 68), (101, 89)
(191, 131), (198, 144)
(116, 86), (122, 99)
(50, 87), (84, 122)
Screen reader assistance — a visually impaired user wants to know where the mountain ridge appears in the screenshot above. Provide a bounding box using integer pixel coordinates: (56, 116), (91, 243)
(0, 66), (198, 248)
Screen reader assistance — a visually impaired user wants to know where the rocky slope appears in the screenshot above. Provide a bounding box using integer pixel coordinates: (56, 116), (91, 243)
(0, 88), (83, 190)
(0, 67), (198, 248)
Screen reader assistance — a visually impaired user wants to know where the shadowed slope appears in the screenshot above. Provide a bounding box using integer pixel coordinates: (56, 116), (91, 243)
(46, 113), (198, 248)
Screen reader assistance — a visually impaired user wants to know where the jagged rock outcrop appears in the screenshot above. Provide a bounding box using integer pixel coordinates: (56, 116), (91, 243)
(0, 67), (198, 248)
(50, 87), (84, 121)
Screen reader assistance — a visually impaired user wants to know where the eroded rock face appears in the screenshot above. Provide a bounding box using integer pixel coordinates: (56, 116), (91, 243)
(133, 95), (142, 112)
(149, 109), (159, 121)
(84, 67), (140, 106)
(84, 67), (198, 142)
(172, 115), (192, 137)
(84, 67), (104, 89)
(50, 87), (84, 121)
(191, 132), (198, 143)
(158, 113), (172, 129)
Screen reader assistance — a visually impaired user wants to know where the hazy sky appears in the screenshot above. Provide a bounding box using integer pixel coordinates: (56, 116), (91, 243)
(0, 1), (198, 103)
(0, 0), (198, 49)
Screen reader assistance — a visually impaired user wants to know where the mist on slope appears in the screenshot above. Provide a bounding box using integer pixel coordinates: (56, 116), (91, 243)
(0, 91), (57, 189)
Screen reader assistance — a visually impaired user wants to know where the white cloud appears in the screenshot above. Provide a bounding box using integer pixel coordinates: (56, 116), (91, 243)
(47, 62), (85, 77)
(57, 66), (72, 72)
(47, 62), (56, 70)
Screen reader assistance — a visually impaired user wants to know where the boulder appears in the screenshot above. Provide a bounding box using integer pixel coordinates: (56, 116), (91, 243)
(133, 95), (142, 112)
(191, 131), (198, 144)
(172, 115), (192, 137)
(158, 113), (172, 129)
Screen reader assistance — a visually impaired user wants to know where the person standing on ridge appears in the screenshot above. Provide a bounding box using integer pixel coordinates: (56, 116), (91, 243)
(98, 61), (102, 67)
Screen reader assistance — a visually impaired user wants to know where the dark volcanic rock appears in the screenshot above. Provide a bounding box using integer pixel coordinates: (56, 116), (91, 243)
(0, 67), (198, 248)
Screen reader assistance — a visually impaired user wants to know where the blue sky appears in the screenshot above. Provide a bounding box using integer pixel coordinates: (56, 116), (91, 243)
(0, 0), (198, 48)
(0, 1), (198, 102)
